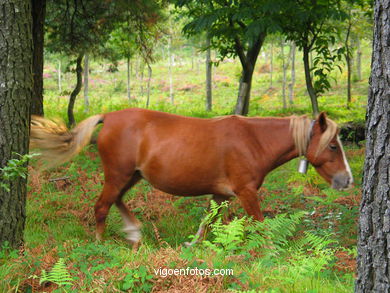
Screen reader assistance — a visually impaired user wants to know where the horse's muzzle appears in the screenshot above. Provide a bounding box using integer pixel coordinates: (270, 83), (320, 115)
(331, 172), (353, 190)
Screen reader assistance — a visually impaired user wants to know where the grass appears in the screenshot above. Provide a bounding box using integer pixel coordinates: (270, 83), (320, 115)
(0, 41), (370, 292)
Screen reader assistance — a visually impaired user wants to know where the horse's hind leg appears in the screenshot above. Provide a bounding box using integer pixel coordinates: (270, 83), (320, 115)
(94, 171), (141, 242)
(115, 173), (143, 244)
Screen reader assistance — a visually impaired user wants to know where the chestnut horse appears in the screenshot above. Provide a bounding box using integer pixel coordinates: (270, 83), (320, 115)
(30, 108), (353, 245)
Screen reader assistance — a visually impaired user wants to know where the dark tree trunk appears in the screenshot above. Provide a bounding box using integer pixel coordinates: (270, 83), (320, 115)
(31, 0), (46, 116)
(83, 54), (89, 113)
(0, 0), (33, 248)
(68, 54), (83, 127)
(345, 21), (352, 109)
(206, 36), (212, 111)
(235, 68), (254, 115)
(234, 33), (266, 115)
(356, 1), (390, 291)
(303, 45), (319, 116)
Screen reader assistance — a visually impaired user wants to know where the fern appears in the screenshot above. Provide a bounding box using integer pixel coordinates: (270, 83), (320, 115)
(40, 258), (73, 286)
(203, 216), (247, 254)
(246, 212), (305, 254)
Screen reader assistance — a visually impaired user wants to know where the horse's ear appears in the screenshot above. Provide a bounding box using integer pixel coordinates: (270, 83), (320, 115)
(318, 112), (327, 132)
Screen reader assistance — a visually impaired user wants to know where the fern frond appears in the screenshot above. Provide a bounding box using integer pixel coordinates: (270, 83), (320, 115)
(40, 258), (73, 286)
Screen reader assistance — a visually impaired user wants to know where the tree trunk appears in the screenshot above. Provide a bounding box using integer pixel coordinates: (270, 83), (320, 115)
(303, 46), (319, 116)
(281, 40), (287, 109)
(31, 0), (46, 116)
(345, 21), (352, 109)
(0, 0), (33, 248)
(288, 42), (296, 105)
(234, 67), (254, 115)
(356, 1), (390, 291)
(67, 54), (83, 127)
(269, 41), (273, 88)
(234, 33), (266, 115)
(206, 36), (212, 111)
(146, 64), (152, 108)
(191, 46), (195, 70)
(139, 63), (144, 97)
(127, 56), (131, 101)
(83, 54), (89, 113)
(356, 37), (362, 81)
(58, 59), (62, 94)
(168, 35), (174, 104)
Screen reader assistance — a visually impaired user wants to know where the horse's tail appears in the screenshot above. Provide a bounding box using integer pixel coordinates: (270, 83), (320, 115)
(30, 114), (104, 168)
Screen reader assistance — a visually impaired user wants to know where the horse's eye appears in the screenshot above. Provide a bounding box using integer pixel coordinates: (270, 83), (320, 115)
(329, 144), (337, 151)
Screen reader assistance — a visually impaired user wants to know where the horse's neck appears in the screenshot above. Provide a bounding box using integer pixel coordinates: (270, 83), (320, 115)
(252, 117), (300, 171)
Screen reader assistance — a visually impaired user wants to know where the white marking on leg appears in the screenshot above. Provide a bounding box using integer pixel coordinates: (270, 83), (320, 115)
(119, 211), (141, 243)
(337, 136), (353, 183)
(123, 222), (141, 243)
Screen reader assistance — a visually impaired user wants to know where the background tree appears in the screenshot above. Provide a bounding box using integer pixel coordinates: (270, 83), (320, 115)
(279, 0), (348, 115)
(45, 0), (118, 126)
(206, 34), (212, 111)
(104, 0), (163, 103)
(31, 0), (46, 116)
(356, 0), (390, 291)
(0, 0), (33, 248)
(175, 0), (278, 115)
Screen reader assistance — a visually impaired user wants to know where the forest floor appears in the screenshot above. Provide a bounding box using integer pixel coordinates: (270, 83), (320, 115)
(0, 46), (370, 292)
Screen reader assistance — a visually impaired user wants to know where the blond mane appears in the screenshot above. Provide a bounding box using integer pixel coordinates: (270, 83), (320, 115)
(289, 115), (338, 157)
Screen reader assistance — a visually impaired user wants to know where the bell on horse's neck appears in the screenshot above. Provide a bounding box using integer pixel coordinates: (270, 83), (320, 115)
(298, 158), (308, 174)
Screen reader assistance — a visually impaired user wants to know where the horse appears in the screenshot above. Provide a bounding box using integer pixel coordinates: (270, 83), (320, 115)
(30, 108), (353, 245)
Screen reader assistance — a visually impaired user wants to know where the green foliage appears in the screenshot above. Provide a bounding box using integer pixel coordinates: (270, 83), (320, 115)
(203, 216), (247, 254)
(119, 265), (154, 292)
(39, 258), (73, 286)
(246, 212), (306, 254)
(0, 153), (38, 192)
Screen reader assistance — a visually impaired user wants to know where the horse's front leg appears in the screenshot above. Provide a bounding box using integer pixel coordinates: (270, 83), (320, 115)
(236, 186), (264, 221)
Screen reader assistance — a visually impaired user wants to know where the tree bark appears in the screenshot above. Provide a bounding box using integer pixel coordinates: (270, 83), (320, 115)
(288, 42), (296, 105)
(356, 1), (390, 291)
(127, 56), (131, 101)
(234, 33), (266, 115)
(68, 54), (83, 127)
(206, 36), (212, 111)
(0, 0), (33, 248)
(303, 45), (319, 116)
(83, 54), (89, 113)
(31, 0), (46, 116)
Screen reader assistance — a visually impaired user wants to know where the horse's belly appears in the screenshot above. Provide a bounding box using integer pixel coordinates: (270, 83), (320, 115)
(138, 160), (224, 196)
(140, 170), (214, 196)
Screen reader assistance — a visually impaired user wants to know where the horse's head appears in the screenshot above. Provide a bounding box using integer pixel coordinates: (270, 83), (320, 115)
(306, 113), (353, 190)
